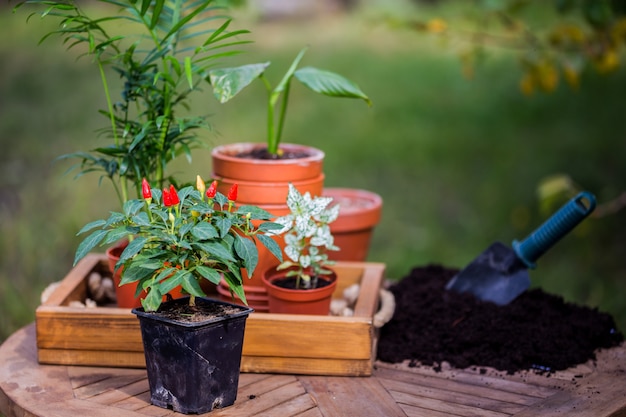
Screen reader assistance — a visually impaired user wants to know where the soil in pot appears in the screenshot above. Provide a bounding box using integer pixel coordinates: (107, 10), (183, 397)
(377, 264), (624, 374)
(233, 146), (313, 160)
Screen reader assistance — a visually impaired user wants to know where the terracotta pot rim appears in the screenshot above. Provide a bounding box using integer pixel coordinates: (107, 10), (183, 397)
(323, 188), (383, 232)
(212, 142), (325, 164)
(211, 143), (326, 183)
(262, 268), (337, 296)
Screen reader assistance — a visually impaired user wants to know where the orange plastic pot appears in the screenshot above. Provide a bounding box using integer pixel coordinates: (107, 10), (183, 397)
(262, 266), (337, 315)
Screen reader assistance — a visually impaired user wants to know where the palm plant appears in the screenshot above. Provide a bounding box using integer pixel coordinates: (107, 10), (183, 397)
(15, 0), (250, 204)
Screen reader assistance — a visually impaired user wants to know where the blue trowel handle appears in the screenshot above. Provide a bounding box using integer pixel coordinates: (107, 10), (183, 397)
(512, 191), (596, 269)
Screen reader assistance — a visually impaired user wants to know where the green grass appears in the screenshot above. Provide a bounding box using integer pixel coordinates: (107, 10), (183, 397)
(1, 3), (626, 343)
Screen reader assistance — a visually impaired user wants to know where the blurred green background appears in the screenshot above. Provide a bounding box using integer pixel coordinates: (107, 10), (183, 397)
(1, 0), (625, 343)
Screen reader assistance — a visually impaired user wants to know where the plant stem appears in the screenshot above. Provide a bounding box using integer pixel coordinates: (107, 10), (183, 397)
(98, 60), (129, 206)
(275, 81), (291, 153)
(263, 75), (278, 154)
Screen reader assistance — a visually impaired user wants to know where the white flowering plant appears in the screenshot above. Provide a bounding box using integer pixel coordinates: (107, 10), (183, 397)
(274, 183), (340, 289)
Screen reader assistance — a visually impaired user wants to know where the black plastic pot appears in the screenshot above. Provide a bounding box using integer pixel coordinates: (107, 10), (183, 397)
(132, 297), (253, 414)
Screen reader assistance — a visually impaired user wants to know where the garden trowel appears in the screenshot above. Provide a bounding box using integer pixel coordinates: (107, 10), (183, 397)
(445, 191), (596, 305)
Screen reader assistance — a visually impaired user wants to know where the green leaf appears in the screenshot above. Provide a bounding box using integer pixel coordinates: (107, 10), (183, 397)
(119, 263), (155, 285)
(214, 217), (232, 238)
(119, 236), (148, 263)
(257, 221), (285, 233)
(208, 62), (270, 103)
(76, 219), (106, 235)
(123, 199), (146, 217)
(295, 67), (372, 106)
(193, 241), (236, 263)
(222, 271), (247, 305)
(139, 0), (151, 16)
(234, 235), (258, 275)
(149, 0), (165, 29)
(142, 287), (162, 312)
(73, 229), (108, 265)
(180, 271), (205, 297)
(184, 56), (193, 89)
(157, 269), (184, 294)
(191, 222), (219, 240)
(102, 227), (133, 245)
(236, 205), (273, 220)
(257, 234), (283, 263)
(196, 265), (222, 285)
(131, 211), (151, 227)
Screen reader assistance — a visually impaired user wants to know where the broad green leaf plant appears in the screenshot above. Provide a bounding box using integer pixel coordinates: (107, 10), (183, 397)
(73, 176), (284, 312)
(273, 183), (340, 289)
(15, 0), (251, 205)
(208, 47), (372, 156)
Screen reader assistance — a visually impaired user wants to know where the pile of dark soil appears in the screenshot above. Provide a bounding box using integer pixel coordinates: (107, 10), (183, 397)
(377, 265), (624, 374)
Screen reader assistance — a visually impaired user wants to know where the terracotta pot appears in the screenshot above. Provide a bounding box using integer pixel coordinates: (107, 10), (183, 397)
(106, 240), (142, 308)
(262, 266), (338, 315)
(106, 240), (183, 309)
(323, 188), (383, 262)
(211, 142), (327, 310)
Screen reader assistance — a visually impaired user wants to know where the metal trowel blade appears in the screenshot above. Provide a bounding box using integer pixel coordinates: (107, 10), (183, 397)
(445, 242), (531, 305)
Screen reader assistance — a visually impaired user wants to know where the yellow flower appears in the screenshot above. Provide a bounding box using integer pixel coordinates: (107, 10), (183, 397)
(563, 65), (580, 89)
(595, 50), (619, 74)
(426, 18), (447, 34)
(537, 63), (559, 92)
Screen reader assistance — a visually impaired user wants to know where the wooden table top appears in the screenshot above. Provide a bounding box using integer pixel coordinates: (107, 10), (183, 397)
(1, 324), (626, 417)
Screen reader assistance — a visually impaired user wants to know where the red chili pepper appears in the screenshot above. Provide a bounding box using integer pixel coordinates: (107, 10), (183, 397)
(162, 188), (172, 207)
(141, 178), (152, 200)
(227, 183), (238, 201)
(206, 180), (218, 199)
(169, 184), (180, 206)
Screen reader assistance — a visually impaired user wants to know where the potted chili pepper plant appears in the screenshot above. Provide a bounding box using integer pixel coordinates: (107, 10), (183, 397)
(73, 175), (283, 413)
(261, 183), (340, 315)
(15, 0), (252, 306)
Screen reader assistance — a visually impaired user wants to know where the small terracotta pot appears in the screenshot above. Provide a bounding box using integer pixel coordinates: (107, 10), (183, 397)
(262, 267), (338, 315)
(323, 188), (383, 262)
(106, 240), (184, 309)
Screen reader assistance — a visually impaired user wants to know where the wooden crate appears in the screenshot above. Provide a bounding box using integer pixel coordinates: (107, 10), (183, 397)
(36, 254), (385, 376)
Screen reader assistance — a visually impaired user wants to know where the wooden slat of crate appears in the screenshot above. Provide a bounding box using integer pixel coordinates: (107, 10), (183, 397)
(36, 254), (385, 376)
